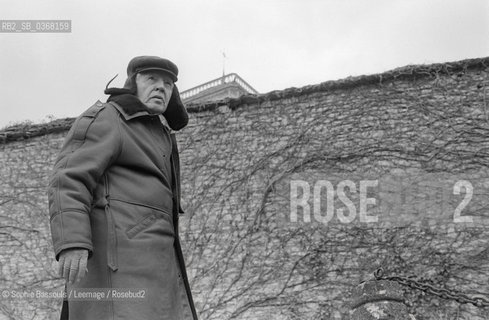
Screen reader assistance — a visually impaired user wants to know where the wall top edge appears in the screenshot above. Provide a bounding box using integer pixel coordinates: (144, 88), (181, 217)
(1, 56), (488, 144)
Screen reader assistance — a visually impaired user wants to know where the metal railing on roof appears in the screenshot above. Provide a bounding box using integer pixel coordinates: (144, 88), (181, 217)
(180, 73), (259, 101)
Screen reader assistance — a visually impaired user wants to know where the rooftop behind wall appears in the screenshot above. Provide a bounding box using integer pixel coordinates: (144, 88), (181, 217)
(180, 73), (259, 104)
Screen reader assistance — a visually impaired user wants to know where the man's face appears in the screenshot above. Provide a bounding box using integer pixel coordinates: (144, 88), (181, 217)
(135, 71), (174, 114)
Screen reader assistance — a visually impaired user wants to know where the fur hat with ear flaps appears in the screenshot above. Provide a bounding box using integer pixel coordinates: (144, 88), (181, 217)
(104, 56), (189, 131)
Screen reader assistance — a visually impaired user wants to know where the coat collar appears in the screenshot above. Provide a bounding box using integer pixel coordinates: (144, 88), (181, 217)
(107, 93), (152, 120)
(109, 100), (152, 121)
(105, 86), (188, 131)
(107, 99), (171, 130)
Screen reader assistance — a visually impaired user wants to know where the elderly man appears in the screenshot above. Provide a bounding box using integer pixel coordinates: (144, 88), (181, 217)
(48, 56), (197, 320)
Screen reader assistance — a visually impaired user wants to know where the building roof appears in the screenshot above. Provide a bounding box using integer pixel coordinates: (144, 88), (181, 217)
(181, 73), (259, 104)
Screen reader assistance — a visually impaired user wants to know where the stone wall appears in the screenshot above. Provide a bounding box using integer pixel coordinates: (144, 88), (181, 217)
(1, 57), (489, 320)
(0, 133), (65, 319)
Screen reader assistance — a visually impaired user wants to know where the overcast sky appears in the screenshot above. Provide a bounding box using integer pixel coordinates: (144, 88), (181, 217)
(1, 0), (488, 128)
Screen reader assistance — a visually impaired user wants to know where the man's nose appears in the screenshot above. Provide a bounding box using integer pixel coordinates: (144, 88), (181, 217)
(155, 80), (165, 92)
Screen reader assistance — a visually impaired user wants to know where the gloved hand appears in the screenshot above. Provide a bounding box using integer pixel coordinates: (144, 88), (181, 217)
(58, 248), (88, 284)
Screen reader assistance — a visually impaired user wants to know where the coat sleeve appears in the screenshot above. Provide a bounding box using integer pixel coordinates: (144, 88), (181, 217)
(48, 102), (122, 260)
